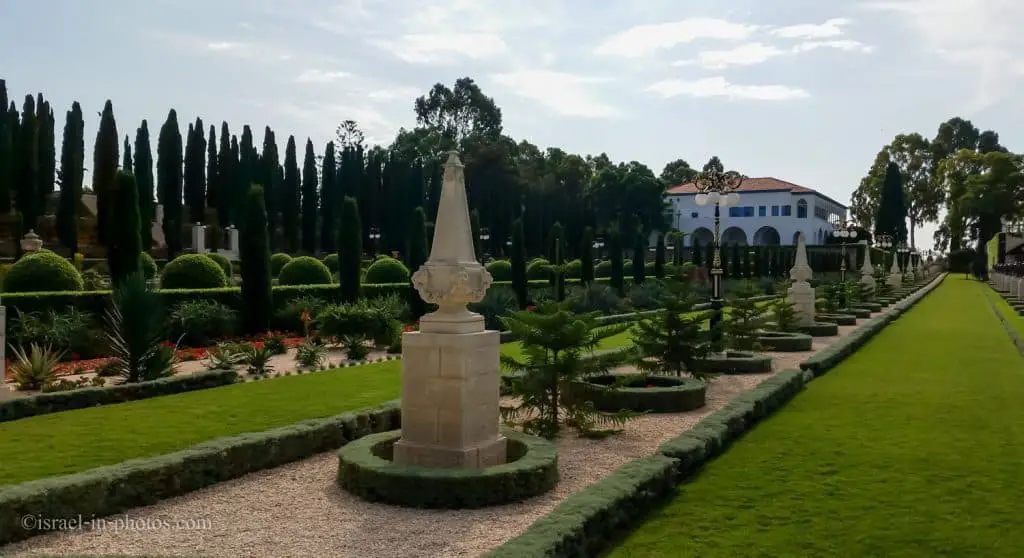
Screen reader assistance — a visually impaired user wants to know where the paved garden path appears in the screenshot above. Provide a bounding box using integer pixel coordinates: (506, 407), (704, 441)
(609, 276), (1024, 557)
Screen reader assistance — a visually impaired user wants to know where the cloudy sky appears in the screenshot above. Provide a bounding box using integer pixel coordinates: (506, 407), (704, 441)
(2, 0), (1023, 248)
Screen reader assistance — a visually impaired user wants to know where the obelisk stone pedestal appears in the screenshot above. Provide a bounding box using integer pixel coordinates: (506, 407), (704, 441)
(859, 246), (875, 296)
(887, 254), (902, 289)
(788, 233), (815, 327)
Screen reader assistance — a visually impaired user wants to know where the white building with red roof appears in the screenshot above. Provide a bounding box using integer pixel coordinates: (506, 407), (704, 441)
(666, 177), (847, 247)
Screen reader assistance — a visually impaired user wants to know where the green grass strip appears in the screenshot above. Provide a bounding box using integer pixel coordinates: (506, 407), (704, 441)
(988, 286), (1024, 340)
(609, 276), (1024, 557)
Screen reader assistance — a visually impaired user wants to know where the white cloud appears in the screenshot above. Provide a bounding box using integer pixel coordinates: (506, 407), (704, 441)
(770, 18), (850, 39)
(645, 77), (809, 101)
(594, 18), (759, 58)
(294, 69), (352, 83)
(491, 70), (621, 118)
(672, 43), (785, 69)
(372, 33), (507, 64)
(792, 40), (873, 54)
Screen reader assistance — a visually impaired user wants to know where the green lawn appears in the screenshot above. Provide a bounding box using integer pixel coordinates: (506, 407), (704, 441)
(610, 276), (1024, 558)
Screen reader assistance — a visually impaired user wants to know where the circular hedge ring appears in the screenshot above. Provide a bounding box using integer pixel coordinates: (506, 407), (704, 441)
(816, 313), (857, 326)
(336, 428), (558, 509)
(800, 321), (839, 337)
(755, 331), (813, 352)
(839, 307), (872, 319)
(695, 351), (772, 375)
(853, 302), (882, 313)
(571, 374), (706, 413)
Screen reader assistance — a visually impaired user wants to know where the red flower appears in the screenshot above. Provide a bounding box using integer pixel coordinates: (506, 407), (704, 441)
(647, 384), (654, 388)
(402, 324), (417, 333)
(70, 353), (81, 361)
(526, 305), (537, 311)
(252, 341), (264, 350)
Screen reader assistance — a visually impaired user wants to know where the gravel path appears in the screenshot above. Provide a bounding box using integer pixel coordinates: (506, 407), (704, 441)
(5, 321), (867, 558)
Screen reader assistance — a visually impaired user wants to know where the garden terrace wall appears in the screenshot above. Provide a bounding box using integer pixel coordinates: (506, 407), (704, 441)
(0, 401), (402, 546)
(0, 370), (240, 424)
(486, 275), (944, 558)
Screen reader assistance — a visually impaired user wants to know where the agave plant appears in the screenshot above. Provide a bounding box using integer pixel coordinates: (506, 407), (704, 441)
(294, 339), (328, 368)
(204, 344), (246, 371)
(9, 344), (62, 391)
(242, 344), (275, 377)
(104, 272), (176, 384)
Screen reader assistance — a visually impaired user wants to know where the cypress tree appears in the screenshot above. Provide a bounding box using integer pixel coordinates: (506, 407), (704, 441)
(37, 100), (56, 208)
(122, 135), (133, 170)
(92, 100), (118, 248)
(300, 138), (318, 253)
(580, 226), (595, 285)
(610, 226), (625, 297)
(206, 124), (217, 224)
(874, 161), (908, 245)
(719, 243), (729, 277)
(731, 243), (742, 279)
(511, 217), (528, 309)
(282, 136), (300, 252)
(228, 135), (240, 225)
(214, 122), (231, 225)
(408, 206), (429, 319)
(471, 208), (482, 260)
(692, 240), (703, 269)
(320, 141), (338, 253)
(134, 121), (154, 251)
(108, 170), (142, 286)
(237, 125), (255, 219)
(57, 103), (84, 254)
(632, 226), (646, 285)
(0, 82), (11, 215)
(704, 240), (714, 272)
(752, 246), (763, 278)
(654, 233), (666, 278)
(184, 117), (206, 223)
(240, 185), (273, 334)
(16, 95), (39, 235)
(157, 109), (183, 258)
(260, 127), (279, 245)
(550, 221), (565, 301)
(338, 196), (362, 303)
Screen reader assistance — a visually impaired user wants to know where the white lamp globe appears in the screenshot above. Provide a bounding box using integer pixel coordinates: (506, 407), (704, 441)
(708, 191), (721, 205)
(695, 193), (708, 206)
(850, 229), (858, 238)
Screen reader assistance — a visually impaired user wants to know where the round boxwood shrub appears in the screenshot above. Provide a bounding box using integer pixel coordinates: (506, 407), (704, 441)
(364, 256), (411, 284)
(138, 252), (158, 280)
(564, 259), (582, 279)
(278, 255), (333, 286)
(336, 428), (558, 509)
(695, 350), (772, 374)
(595, 260), (612, 278)
(755, 331), (813, 352)
(160, 253), (229, 289)
(485, 259), (512, 282)
(571, 374), (706, 413)
(4, 251), (84, 293)
(270, 253), (292, 277)
(323, 253), (339, 273)
(527, 258), (551, 280)
(205, 252), (233, 279)
(800, 321), (840, 337)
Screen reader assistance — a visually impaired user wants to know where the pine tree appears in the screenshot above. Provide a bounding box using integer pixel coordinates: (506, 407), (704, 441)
(214, 122), (231, 225)
(511, 217), (528, 309)
(724, 281), (768, 351)
(183, 117), (206, 224)
(632, 226), (646, 285)
(408, 206), (429, 319)
(282, 136), (300, 252)
(134, 121), (154, 251)
(580, 226), (595, 285)
(338, 196), (362, 303)
(108, 170), (142, 286)
(16, 95), (39, 235)
(609, 226), (625, 297)
(0, 81), (12, 215)
(92, 100), (119, 248)
(240, 185), (273, 334)
(157, 109), (183, 258)
(57, 103), (84, 254)
(300, 138), (319, 253)
(320, 141), (338, 253)
(634, 279), (713, 379)
(654, 233), (666, 278)
(37, 100), (56, 208)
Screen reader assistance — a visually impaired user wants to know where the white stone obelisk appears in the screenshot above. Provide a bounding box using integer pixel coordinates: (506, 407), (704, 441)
(788, 233), (816, 327)
(887, 252), (902, 289)
(859, 244), (875, 296)
(393, 151), (505, 469)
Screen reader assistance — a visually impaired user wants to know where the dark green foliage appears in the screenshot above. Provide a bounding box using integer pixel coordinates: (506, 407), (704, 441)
(573, 374), (706, 413)
(609, 227), (625, 297)
(57, 102), (84, 254)
(183, 118), (206, 224)
(752, 246), (763, 278)
(511, 217), (528, 309)
(654, 234), (666, 279)
(692, 240), (703, 269)
(595, 260), (612, 278)
(338, 196), (362, 303)
(282, 136), (301, 252)
(564, 259), (582, 279)
(770, 297), (799, 332)
(205, 252), (232, 278)
(471, 208), (483, 260)
(634, 278), (713, 379)
(139, 252), (158, 280)
(169, 299), (238, 347)
(157, 110), (183, 258)
(259, 127), (279, 246)
(205, 124), (218, 222)
(365, 256), (410, 283)
(134, 121), (155, 250)
(214, 122), (232, 226)
(580, 226), (595, 284)
(301, 138), (319, 253)
(724, 280), (767, 350)
(278, 256), (333, 286)
(549, 222), (565, 301)
(633, 226), (646, 285)
(875, 161), (908, 244)
(0, 80), (11, 215)
(107, 171), (142, 287)
(90, 100), (119, 250)
(743, 246), (752, 278)
(731, 243), (742, 279)
(5, 251), (83, 293)
(270, 253), (292, 276)
(105, 272), (174, 384)
(320, 141), (337, 252)
(486, 259), (512, 281)
(568, 282), (629, 315)
(468, 286), (518, 330)
(36, 99), (56, 209)
(705, 240), (715, 272)
(240, 185), (273, 334)
(527, 258), (551, 280)
(323, 253), (339, 273)
(16, 95), (39, 235)
(407, 206), (429, 318)
(160, 254), (228, 289)
(121, 137), (132, 173)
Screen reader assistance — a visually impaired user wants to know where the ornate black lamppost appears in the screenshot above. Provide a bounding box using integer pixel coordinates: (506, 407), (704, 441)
(694, 165), (745, 342)
(875, 234), (892, 270)
(592, 237), (605, 260)
(830, 220), (859, 282)
(897, 242), (910, 280)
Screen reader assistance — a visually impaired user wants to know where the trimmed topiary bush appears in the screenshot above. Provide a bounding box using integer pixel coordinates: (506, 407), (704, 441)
(486, 259), (513, 282)
(695, 350), (773, 374)
(527, 258), (551, 280)
(159, 254), (229, 289)
(278, 256), (333, 286)
(564, 259), (582, 279)
(4, 251), (84, 293)
(270, 253), (292, 277)
(595, 260), (612, 278)
(323, 253), (339, 273)
(364, 256), (410, 284)
(205, 252), (232, 279)
(138, 252), (158, 280)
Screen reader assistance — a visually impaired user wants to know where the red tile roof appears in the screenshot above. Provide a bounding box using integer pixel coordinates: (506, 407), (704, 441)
(666, 177), (845, 208)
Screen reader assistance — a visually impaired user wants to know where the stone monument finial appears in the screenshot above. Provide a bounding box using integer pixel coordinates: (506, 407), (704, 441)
(789, 232), (812, 283)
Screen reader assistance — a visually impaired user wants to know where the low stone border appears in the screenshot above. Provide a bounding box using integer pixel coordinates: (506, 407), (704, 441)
(816, 313), (857, 326)
(755, 331), (814, 352)
(853, 302), (883, 312)
(336, 428), (559, 509)
(695, 350), (773, 374)
(570, 374), (706, 413)
(800, 321), (840, 337)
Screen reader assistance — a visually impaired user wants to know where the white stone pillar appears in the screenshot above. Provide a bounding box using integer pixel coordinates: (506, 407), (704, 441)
(228, 227), (240, 256)
(887, 252), (902, 289)
(191, 223), (206, 254)
(860, 244), (875, 295)
(394, 151), (505, 469)
(788, 233), (816, 327)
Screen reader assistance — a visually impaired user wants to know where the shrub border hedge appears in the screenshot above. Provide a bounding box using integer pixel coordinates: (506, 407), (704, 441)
(755, 331), (814, 352)
(0, 401), (401, 546)
(336, 428), (559, 509)
(695, 350), (773, 374)
(570, 374), (706, 413)
(485, 274), (944, 558)
(853, 302), (883, 313)
(800, 321), (840, 337)
(839, 307), (872, 319)
(816, 312), (857, 326)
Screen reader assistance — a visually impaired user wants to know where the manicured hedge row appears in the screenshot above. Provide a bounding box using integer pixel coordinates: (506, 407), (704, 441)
(0, 401), (401, 546)
(0, 370), (240, 424)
